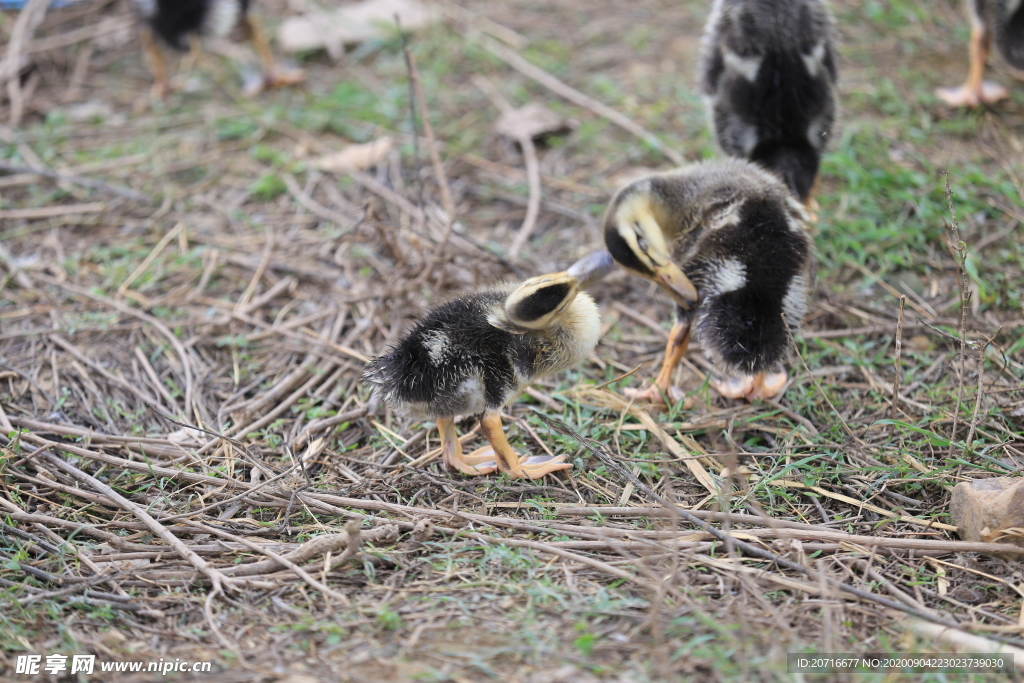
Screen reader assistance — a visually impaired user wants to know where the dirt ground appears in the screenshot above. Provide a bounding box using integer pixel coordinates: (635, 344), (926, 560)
(1, 0), (1023, 681)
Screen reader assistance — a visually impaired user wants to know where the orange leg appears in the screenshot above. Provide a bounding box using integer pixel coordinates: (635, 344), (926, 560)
(625, 321), (693, 407)
(437, 417), (496, 476)
(936, 21), (1008, 107)
(803, 176), (820, 224)
(712, 370), (789, 401)
(471, 411), (571, 480)
(141, 26), (171, 99)
(241, 13), (305, 96)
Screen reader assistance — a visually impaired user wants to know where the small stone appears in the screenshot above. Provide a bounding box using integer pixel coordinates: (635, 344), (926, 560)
(950, 477), (1024, 547)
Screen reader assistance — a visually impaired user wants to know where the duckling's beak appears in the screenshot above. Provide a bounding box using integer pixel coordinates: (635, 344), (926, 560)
(566, 250), (615, 289)
(653, 261), (699, 310)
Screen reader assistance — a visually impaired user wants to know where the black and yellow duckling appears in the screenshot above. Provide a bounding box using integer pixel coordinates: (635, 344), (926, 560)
(937, 0), (1024, 107)
(699, 0), (838, 207)
(362, 252), (613, 480)
(133, 0), (305, 98)
(603, 159), (812, 404)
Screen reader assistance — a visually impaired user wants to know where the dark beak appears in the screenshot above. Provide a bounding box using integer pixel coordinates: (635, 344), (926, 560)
(566, 250), (615, 289)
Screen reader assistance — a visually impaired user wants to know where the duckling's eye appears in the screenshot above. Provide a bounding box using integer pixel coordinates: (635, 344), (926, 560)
(635, 234), (648, 253)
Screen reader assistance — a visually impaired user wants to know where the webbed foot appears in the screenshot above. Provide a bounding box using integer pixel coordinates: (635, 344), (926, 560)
(623, 383), (693, 409)
(935, 81), (1007, 108)
(712, 370), (788, 400)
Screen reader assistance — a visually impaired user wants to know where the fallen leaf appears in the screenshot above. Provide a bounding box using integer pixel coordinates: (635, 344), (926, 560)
(166, 427), (204, 446)
(314, 138), (393, 172)
(278, 0), (436, 57)
(494, 103), (575, 142)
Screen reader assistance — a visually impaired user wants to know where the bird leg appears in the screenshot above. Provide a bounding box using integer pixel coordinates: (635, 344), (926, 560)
(437, 417), (497, 476)
(240, 13), (306, 96)
(140, 26), (171, 99)
(625, 320), (693, 407)
(468, 411), (571, 480)
(936, 21), (1007, 107)
(712, 370), (789, 400)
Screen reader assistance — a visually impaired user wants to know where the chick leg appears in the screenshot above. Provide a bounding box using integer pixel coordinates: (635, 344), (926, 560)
(240, 13), (306, 96)
(713, 370), (789, 400)
(471, 411), (571, 480)
(936, 21), (1008, 107)
(140, 26), (171, 99)
(625, 320), (693, 407)
(437, 417), (497, 476)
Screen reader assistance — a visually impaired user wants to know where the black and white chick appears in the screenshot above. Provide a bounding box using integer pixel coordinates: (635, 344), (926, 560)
(362, 251), (613, 480)
(603, 159), (812, 404)
(132, 0), (304, 97)
(937, 0), (1024, 107)
(699, 0), (838, 206)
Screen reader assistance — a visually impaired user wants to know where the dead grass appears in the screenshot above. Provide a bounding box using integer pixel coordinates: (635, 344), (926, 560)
(1, 0), (1023, 680)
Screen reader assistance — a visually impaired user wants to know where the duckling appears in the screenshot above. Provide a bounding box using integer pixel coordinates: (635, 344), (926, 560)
(936, 0), (1024, 107)
(603, 159), (812, 403)
(699, 0), (838, 206)
(133, 0), (305, 98)
(362, 251), (613, 480)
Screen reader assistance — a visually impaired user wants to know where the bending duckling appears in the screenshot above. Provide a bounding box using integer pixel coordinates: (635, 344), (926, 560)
(603, 159), (811, 403)
(133, 0), (305, 98)
(936, 0), (1024, 107)
(699, 0), (838, 207)
(363, 251), (613, 480)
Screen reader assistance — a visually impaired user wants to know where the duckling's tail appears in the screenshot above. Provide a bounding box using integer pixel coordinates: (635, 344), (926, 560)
(994, 3), (1024, 70)
(700, 289), (793, 377)
(749, 142), (820, 202)
(690, 195), (810, 377)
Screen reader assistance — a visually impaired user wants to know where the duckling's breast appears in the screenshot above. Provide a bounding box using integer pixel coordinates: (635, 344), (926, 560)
(363, 289), (541, 419)
(532, 293), (601, 376)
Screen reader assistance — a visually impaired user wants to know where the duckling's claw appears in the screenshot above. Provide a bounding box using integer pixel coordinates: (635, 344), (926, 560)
(242, 13), (306, 97)
(478, 411), (571, 480)
(437, 417), (497, 476)
(935, 81), (1007, 108)
(711, 374), (757, 400)
(623, 384), (693, 409)
(937, 23), (1007, 108)
(625, 320), (693, 409)
(756, 370), (789, 399)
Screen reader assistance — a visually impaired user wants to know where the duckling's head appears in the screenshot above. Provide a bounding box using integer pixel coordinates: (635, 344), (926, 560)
(603, 181), (699, 310)
(502, 251), (614, 330)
